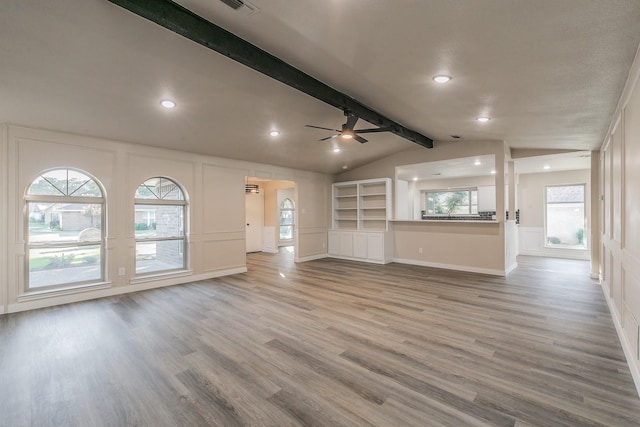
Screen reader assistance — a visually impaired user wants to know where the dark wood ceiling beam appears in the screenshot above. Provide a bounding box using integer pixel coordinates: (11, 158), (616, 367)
(107, 0), (433, 149)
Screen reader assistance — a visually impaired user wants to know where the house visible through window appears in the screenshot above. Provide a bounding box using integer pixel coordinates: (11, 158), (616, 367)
(545, 184), (586, 249)
(135, 177), (187, 275)
(279, 198), (294, 241)
(425, 189), (478, 216)
(25, 168), (105, 290)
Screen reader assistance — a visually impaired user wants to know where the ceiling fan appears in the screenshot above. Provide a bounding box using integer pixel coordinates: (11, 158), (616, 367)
(305, 111), (391, 144)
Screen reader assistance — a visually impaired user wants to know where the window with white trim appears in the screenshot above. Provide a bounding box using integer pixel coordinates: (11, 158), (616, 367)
(135, 177), (187, 275)
(545, 184), (586, 249)
(279, 198), (295, 241)
(25, 169), (105, 290)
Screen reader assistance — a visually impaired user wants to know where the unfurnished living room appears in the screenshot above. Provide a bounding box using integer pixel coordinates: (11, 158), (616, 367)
(2, 1), (640, 426)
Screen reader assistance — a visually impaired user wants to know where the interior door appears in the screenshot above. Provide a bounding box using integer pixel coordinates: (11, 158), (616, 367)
(245, 193), (264, 253)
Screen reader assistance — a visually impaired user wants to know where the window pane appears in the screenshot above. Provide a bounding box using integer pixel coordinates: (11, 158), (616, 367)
(136, 240), (185, 274)
(279, 210), (293, 225)
(471, 190), (478, 214)
(27, 169), (102, 197)
(28, 176), (65, 196)
(68, 178), (102, 197)
(547, 185), (584, 203)
(426, 191), (472, 215)
(28, 203), (102, 244)
(136, 177), (184, 200)
(280, 225), (293, 240)
(29, 245), (101, 288)
(546, 185), (586, 248)
(280, 198), (294, 209)
(134, 205), (183, 238)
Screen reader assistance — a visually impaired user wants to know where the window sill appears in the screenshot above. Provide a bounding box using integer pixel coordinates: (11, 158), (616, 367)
(18, 281), (112, 303)
(130, 270), (192, 285)
(543, 245), (588, 251)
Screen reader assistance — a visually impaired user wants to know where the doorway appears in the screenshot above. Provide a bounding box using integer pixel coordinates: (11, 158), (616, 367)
(245, 177), (297, 255)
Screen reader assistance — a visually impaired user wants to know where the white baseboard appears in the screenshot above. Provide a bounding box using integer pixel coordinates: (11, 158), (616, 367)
(6, 266), (247, 314)
(327, 254), (392, 265)
(295, 253), (328, 263)
(601, 286), (640, 398)
(393, 258), (505, 276)
(505, 262), (518, 276)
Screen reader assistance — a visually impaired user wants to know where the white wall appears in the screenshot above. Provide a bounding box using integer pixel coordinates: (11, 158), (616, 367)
(517, 169), (591, 260)
(0, 125), (330, 314)
(600, 42), (640, 395)
(393, 221), (506, 275)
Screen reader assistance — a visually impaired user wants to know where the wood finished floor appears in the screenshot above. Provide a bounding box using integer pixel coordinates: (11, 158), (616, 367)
(1, 252), (639, 426)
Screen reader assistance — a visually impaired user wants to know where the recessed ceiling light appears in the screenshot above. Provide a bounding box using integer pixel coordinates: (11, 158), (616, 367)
(543, 165), (551, 170)
(433, 75), (451, 84)
(474, 159), (481, 166)
(269, 130), (280, 137)
(490, 170), (497, 175)
(342, 165), (348, 170)
(333, 148), (341, 153)
(160, 99), (176, 109)
(413, 177), (418, 181)
(476, 117), (490, 122)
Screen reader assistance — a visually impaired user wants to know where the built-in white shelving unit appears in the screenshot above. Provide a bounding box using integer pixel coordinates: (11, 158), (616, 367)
(332, 178), (391, 231)
(329, 178), (393, 264)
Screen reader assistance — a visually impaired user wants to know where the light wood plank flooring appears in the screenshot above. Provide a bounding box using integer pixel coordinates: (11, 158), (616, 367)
(1, 252), (639, 426)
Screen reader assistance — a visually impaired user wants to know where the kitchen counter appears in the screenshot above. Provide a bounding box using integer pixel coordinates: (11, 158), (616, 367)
(391, 219), (500, 224)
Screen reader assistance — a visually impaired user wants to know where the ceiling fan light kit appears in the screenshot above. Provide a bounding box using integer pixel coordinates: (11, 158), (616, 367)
(305, 110), (392, 144)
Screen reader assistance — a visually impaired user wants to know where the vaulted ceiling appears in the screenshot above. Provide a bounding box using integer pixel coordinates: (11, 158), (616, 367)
(1, 0), (639, 174)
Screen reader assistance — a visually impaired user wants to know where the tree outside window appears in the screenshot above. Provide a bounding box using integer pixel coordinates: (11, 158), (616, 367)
(425, 189), (478, 215)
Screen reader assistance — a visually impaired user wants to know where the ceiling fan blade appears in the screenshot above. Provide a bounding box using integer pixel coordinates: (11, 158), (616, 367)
(344, 114), (359, 131)
(318, 135), (338, 141)
(305, 124), (341, 132)
(354, 127), (392, 134)
(354, 135), (368, 144)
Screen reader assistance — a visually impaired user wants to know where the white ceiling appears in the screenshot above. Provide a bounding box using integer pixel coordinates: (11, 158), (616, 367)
(514, 151), (591, 175)
(1, 1), (639, 175)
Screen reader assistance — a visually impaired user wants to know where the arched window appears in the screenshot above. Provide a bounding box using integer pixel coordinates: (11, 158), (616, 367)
(25, 169), (105, 290)
(135, 177), (187, 275)
(279, 198), (295, 241)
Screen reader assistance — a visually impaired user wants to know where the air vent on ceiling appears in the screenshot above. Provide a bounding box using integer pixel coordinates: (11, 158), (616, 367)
(220, 0), (244, 10)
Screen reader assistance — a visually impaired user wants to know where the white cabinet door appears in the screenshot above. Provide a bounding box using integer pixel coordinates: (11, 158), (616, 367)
(328, 230), (388, 263)
(367, 233), (384, 261)
(339, 232), (353, 257)
(477, 186), (496, 212)
(353, 233), (368, 259)
(328, 231), (340, 255)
